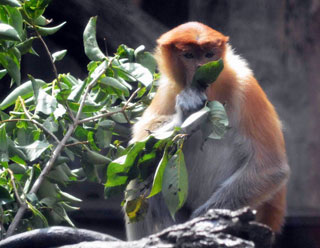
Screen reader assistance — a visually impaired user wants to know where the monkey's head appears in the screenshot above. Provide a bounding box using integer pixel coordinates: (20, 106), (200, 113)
(155, 22), (229, 88)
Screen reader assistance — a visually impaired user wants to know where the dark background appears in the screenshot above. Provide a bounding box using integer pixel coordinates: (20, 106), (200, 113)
(1, 0), (320, 247)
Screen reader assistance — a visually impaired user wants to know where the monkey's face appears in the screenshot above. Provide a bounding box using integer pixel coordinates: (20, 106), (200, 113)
(177, 47), (222, 86)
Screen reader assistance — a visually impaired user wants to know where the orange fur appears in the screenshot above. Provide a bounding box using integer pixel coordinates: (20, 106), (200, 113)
(256, 186), (287, 232)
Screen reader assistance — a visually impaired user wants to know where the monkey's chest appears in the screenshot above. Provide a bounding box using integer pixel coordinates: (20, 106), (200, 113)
(182, 129), (240, 210)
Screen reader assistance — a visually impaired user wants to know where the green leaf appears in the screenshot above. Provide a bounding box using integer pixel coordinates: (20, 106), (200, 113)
(207, 101), (229, 140)
(53, 104), (66, 119)
(0, 79), (45, 110)
(181, 106), (210, 134)
(16, 37), (36, 55)
(35, 90), (57, 115)
(29, 74), (41, 104)
(95, 127), (112, 149)
(43, 116), (58, 133)
(84, 150), (111, 165)
(83, 16), (105, 61)
(134, 46), (157, 74)
(0, 23), (20, 41)
(0, 125), (9, 162)
(98, 119), (115, 129)
(105, 141), (146, 197)
(7, 138), (27, 161)
(0, 185), (13, 205)
(60, 73), (79, 87)
(20, 140), (50, 161)
(120, 62), (153, 87)
(26, 200), (49, 227)
(0, 69), (7, 79)
(23, 0), (51, 19)
(10, 154), (26, 166)
(37, 22), (66, 36)
(0, 52), (20, 85)
(58, 190), (82, 203)
(100, 76), (129, 96)
(148, 148), (169, 198)
(67, 79), (86, 102)
(107, 106), (131, 124)
(6, 5), (23, 36)
(34, 15), (49, 26)
(52, 49), (67, 62)
(117, 44), (135, 61)
(8, 162), (26, 174)
(125, 195), (148, 222)
(192, 59), (224, 88)
(52, 203), (75, 227)
(46, 166), (69, 186)
(162, 149), (188, 219)
(0, 0), (21, 7)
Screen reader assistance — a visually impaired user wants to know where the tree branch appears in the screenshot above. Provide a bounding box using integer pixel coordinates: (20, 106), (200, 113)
(1, 208), (273, 248)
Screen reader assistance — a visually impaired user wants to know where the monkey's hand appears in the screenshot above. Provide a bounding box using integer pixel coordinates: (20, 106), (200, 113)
(176, 87), (207, 120)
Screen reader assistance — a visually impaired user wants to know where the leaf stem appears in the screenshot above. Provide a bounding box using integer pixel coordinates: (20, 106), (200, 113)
(33, 27), (59, 84)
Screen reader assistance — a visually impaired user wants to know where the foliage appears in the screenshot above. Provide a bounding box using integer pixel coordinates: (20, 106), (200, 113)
(0, 0), (228, 239)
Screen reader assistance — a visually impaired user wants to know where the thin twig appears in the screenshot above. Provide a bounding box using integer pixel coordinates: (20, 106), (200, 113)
(65, 141), (89, 147)
(121, 88), (140, 125)
(33, 27), (59, 84)
(7, 169), (25, 207)
(121, 110), (131, 125)
(19, 97), (60, 144)
(122, 88), (140, 110)
(77, 110), (123, 124)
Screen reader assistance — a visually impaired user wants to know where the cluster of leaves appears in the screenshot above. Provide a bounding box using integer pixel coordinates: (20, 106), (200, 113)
(0, 0), (64, 86)
(0, 0), (158, 237)
(106, 99), (229, 222)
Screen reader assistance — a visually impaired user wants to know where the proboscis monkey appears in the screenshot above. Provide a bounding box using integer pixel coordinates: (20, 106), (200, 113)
(126, 22), (290, 241)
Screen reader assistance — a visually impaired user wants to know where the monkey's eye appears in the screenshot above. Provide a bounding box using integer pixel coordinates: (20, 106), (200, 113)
(205, 52), (214, 58)
(183, 52), (194, 59)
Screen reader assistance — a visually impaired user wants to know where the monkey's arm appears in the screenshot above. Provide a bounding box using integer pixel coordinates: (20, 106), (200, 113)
(132, 86), (206, 142)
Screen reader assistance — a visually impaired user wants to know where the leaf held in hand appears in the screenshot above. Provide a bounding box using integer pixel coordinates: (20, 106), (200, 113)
(207, 101), (229, 140)
(192, 59), (224, 88)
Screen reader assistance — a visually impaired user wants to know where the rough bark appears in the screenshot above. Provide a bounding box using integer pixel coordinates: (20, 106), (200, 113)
(0, 208), (273, 248)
